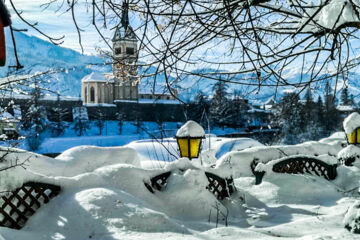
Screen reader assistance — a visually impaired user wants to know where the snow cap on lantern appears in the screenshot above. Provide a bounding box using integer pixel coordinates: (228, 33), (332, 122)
(176, 120), (205, 160)
(344, 112), (360, 134)
(176, 120), (205, 138)
(343, 112), (360, 145)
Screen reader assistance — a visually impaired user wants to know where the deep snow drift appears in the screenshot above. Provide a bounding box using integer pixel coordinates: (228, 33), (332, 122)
(0, 129), (359, 239)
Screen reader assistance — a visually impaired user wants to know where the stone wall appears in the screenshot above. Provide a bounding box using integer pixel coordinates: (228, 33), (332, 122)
(87, 102), (185, 122)
(0, 97), (185, 122)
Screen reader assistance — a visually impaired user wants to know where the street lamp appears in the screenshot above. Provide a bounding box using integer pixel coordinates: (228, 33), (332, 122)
(344, 112), (360, 145)
(347, 128), (360, 145)
(175, 120), (205, 160)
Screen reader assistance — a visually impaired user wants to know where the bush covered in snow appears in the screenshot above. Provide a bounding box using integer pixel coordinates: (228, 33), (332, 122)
(344, 201), (360, 234)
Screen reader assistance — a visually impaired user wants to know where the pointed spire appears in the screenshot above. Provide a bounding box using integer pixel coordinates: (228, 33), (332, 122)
(121, 1), (129, 29)
(112, 0), (136, 42)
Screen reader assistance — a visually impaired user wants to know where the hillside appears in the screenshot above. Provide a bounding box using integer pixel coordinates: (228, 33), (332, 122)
(0, 31), (356, 104)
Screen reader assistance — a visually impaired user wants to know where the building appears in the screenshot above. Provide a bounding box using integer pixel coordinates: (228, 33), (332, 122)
(81, 2), (177, 105)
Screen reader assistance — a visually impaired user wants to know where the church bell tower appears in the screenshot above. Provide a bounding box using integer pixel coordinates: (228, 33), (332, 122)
(112, 1), (139, 100)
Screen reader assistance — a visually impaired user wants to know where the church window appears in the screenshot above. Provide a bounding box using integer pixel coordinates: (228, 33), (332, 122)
(126, 47), (135, 55)
(85, 87), (88, 103)
(115, 47), (121, 55)
(90, 87), (95, 102)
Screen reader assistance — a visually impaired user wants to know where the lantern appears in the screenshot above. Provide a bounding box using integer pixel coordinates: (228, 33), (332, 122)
(347, 128), (360, 145)
(175, 120), (205, 160)
(0, 1), (11, 66)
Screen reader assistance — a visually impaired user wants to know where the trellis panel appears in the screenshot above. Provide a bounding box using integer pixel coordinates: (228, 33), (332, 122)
(0, 182), (61, 229)
(252, 156), (338, 185)
(205, 172), (236, 200)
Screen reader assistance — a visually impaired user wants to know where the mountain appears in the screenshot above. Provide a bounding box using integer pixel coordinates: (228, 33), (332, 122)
(1, 31), (358, 104)
(1, 30), (110, 97)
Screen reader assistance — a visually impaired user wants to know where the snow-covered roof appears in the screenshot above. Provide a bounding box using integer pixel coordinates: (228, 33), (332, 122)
(176, 120), (205, 138)
(300, 0), (360, 33)
(0, 111), (14, 120)
(343, 112), (360, 133)
(112, 25), (136, 41)
(81, 72), (114, 83)
(337, 105), (355, 112)
(247, 108), (272, 113)
(264, 97), (276, 105)
(114, 99), (181, 105)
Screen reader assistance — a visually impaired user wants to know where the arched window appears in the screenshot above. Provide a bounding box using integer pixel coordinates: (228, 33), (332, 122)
(84, 87), (88, 103)
(90, 86), (95, 102)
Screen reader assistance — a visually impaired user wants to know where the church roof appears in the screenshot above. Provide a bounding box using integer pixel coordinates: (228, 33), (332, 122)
(265, 97), (276, 105)
(82, 72), (114, 83)
(112, 2), (136, 42)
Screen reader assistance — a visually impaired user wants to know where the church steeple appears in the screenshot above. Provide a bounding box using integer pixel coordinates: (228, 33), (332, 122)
(111, 0), (139, 100)
(112, 1), (136, 42)
(121, 1), (129, 30)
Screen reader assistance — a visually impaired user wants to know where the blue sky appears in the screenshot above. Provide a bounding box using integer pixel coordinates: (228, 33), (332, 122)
(10, 0), (107, 54)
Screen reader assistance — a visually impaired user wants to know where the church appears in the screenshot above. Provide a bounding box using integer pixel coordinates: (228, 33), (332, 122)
(81, 3), (177, 105)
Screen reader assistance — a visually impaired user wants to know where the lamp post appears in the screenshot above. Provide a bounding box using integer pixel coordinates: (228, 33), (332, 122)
(344, 112), (360, 145)
(175, 120), (205, 160)
(347, 128), (360, 145)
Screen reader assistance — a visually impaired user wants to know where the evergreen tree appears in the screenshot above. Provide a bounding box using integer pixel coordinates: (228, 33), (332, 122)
(349, 94), (355, 106)
(191, 92), (209, 128)
(340, 87), (350, 105)
(132, 106), (143, 134)
(315, 96), (325, 125)
(210, 81), (228, 128)
(226, 93), (249, 129)
(72, 107), (90, 136)
(50, 94), (68, 137)
(93, 109), (105, 135)
(22, 83), (48, 151)
(324, 81), (341, 134)
(156, 118), (165, 139)
(300, 88), (316, 129)
(116, 110), (126, 135)
(276, 92), (303, 144)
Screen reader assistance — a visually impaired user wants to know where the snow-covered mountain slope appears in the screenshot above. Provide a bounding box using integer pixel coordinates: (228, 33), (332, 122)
(1, 30), (109, 96)
(1, 32), (357, 103)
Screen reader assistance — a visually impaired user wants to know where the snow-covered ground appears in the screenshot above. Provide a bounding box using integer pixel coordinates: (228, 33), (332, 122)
(0, 129), (359, 239)
(0, 120), (251, 155)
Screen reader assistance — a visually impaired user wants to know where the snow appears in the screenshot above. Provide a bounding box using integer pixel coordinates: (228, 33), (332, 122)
(1, 129), (360, 239)
(343, 112), (360, 134)
(72, 107), (89, 121)
(337, 105), (355, 112)
(0, 111), (14, 120)
(125, 139), (179, 167)
(83, 103), (117, 107)
(343, 200), (360, 233)
(301, 0), (360, 32)
(114, 99), (182, 104)
(215, 140), (343, 178)
(338, 144), (360, 160)
(176, 120), (205, 138)
(81, 72), (114, 83)
(215, 138), (263, 159)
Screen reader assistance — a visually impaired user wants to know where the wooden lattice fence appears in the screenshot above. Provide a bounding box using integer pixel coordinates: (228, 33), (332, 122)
(0, 182), (61, 229)
(205, 172), (236, 200)
(144, 171), (172, 193)
(252, 156), (338, 185)
(145, 171), (236, 200)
